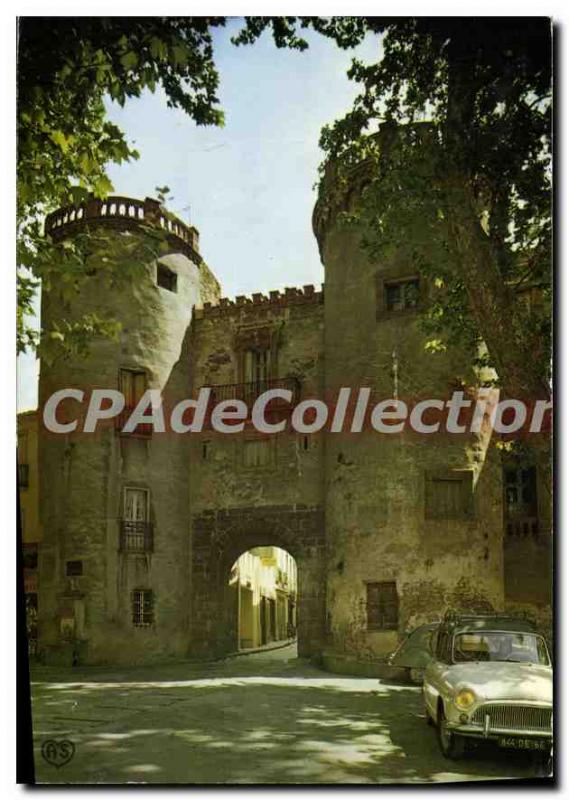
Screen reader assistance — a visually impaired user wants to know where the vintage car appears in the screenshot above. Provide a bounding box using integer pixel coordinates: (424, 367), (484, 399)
(423, 613), (553, 769)
(387, 622), (439, 684)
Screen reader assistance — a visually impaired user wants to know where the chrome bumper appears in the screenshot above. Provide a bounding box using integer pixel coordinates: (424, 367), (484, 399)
(448, 721), (553, 741)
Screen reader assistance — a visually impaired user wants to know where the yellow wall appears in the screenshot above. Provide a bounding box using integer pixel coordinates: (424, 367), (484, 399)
(18, 410), (41, 545)
(230, 546), (297, 649)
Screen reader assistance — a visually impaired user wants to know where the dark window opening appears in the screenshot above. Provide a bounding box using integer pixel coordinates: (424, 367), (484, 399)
(157, 264), (177, 293)
(132, 589), (154, 626)
(504, 465), (538, 537)
(18, 464), (29, 488)
(66, 560), (83, 577)
(366, 581), (399, 631)
(22, 544), (38, 570)
(384, 278), (420, 312)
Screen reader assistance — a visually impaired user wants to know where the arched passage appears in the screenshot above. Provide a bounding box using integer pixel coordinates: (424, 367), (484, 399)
(190, 505), (325, 659)
(228, 546), (297, 652)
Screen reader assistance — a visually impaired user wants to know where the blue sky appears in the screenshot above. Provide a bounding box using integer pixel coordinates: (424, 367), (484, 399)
(17, 21), (380, 411)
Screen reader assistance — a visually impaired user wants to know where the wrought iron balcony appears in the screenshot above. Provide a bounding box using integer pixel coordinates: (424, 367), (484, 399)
(207, 377), (301, 408)
(506, 515), (539, 538)
(119, 521), (154, 553)
(18, 464), (29, 488)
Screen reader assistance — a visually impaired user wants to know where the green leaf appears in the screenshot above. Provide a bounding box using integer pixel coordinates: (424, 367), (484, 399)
(120, 51), (138, 71)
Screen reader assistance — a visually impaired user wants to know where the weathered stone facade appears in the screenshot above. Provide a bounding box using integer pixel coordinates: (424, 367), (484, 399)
(36, 174), (551, 666)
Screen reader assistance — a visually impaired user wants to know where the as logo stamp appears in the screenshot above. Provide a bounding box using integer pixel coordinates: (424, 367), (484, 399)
(41, 739), (75, 768)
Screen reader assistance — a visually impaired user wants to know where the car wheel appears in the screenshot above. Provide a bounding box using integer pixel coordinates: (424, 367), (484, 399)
(437, 705), (465, 759)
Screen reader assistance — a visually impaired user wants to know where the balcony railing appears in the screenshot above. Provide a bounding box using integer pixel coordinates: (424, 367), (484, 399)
(45, 195), (200, 260)
(207, 377), (301, 407)
(18, 464), (29, 488)
(119, 520), (154, 553)
(115, 408), (153, 438)
(506, 516), (539, 538)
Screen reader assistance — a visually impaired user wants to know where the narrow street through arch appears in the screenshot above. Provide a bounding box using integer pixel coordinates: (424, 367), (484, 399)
(31, 645), (537, 784)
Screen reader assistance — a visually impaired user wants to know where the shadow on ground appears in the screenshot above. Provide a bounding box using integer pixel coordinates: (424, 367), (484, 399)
(30, 651), (541, 785)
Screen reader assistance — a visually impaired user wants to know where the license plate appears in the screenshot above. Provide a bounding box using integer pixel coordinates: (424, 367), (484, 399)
(498, 737), (550, 751)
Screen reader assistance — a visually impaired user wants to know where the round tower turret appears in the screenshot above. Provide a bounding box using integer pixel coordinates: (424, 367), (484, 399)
(313, 127), (504, 658)
(38, 196), (220, 664)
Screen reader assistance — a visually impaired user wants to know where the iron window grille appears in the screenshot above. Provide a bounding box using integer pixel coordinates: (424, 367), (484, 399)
(120, 520), (154, 553)
(132, 589), (154, 626)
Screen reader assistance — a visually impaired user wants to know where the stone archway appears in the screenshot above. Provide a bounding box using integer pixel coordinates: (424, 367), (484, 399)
(190, 505), (326, 659)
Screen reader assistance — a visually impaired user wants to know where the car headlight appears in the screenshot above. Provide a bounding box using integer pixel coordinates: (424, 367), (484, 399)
(454, 689), (476, 710)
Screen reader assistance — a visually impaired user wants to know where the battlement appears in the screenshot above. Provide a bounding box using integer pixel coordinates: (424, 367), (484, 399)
(45, 195), (201, 265)
(194, 284), (324, 319)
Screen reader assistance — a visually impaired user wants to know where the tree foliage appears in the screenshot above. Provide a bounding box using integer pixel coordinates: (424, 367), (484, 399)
(312, 18), (552, 399)
(18, 16), (552, 402)
(17, 16), (308, 359)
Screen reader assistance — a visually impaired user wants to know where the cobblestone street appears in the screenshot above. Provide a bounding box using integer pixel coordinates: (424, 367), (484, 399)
(30, 644), (539, 784)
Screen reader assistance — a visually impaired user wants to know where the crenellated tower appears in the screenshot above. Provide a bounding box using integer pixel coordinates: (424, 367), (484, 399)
(38, 196), (220, 664)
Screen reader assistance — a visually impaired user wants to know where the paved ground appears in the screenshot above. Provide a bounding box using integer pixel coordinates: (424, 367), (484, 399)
(30, 643), (542, 785)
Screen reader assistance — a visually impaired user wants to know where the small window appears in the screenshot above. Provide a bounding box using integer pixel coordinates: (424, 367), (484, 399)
(22, 544), (38, 570)
(132, 589), (154, 626)
(66, 560), (83, 577)
(425, 471), (473, 520)
(366, 581), (399, 631)
(503, 464), (538, 537)
(18, 464), (29, 488)
(383, 278), (420, 313)
(504, 466), (537, 514)
(157, 263), (177, 293)
(243, 439), (271, 468)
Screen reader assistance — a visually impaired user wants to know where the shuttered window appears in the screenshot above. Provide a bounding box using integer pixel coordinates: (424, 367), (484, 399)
(425, 471), (473, 520)
(119, 369), (147, 410)
(243, 349), (270, 384)
(366, 581), (399, 631)
(243, 439), (271, 467)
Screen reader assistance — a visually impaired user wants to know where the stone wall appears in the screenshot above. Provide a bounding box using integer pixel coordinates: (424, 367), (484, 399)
(187, 290), (326, 657)
(38, 227), (220, 665)
(315, 158), (505, 659)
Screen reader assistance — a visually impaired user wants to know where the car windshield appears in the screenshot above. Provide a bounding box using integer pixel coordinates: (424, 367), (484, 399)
(453, 632), (550, 665)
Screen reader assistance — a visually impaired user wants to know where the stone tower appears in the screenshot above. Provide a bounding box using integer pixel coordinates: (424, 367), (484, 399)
(38, 196), (219, 664)
(313, 127), (505, 658)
